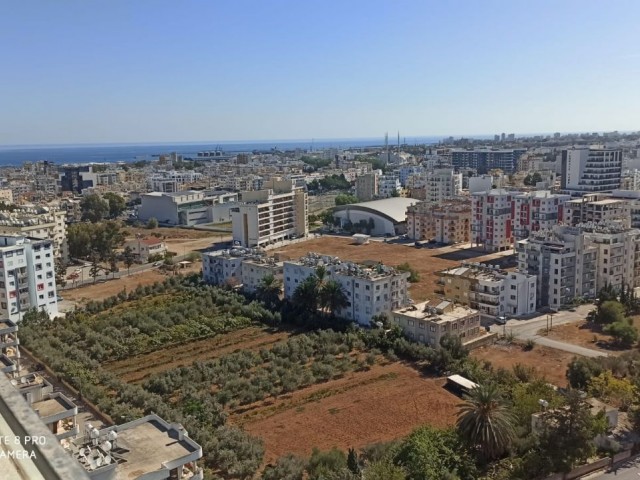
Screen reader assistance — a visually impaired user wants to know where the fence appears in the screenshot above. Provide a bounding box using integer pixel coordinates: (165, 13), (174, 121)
(544, 450), (640, 480)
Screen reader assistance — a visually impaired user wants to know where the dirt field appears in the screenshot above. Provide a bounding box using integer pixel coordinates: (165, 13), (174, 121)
(105, 326), (294, 384)
(544, 319), (640, 355)
(273, 237), (512, 301)
(471, 343), (575, 387)
(124, 226), (231, 253)
(64, 263), (201, 305)
(236, 362), (459, 464)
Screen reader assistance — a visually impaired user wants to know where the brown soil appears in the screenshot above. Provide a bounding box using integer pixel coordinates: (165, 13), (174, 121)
(124, 226), (214, 240)
(124, 226), (231, 253)
(273, 237), (512, 302)
(471, 343), (575, 387)
(543, 321), (620, 354)
(104, 327), (293, 384)
(235, 362), (459, 464)
(64, 263), (201, 305)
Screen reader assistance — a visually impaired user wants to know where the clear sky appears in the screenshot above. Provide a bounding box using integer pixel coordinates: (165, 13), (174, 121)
(1, 0), (639, 145)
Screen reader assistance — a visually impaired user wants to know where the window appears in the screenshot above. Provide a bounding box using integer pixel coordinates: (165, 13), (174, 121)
(408, 320), (414, 326)
(39, 294), (44, 300)
(0, 302), (4, 309)
(376, 285), (380, 291)
(603, 268), (608, 274)
(430, 325), (436, 332)
(419, 322), (425, 329)
(376, 296), (380, 301)
(510, 285), (516, 290)
(510, 295), (516, 300)
(355, 282), (359, 288)
(365, 285), (370, 290)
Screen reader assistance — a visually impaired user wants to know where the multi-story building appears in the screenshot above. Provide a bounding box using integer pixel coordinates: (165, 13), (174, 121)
(0, 189), (13, 204)
(424, 168), (462, 204)
(58, 166), (97, 194)
(241, 256), (284, 294)
(517, 226), (598, 308)
(138, 190), (238, 226)
(0, 235), (58, 322)
(471, 189), (518, 251)
(378, 174), (402, 198)
(0, 206), (68, 260)
(355, 172), (379, 201)
(202, 247), (283, 292)
(563, 194), (630, 228)
(437, 263), (537, 318)
(406, 198), (471, 244)
(512, 191), (571, 241)
(231, 179), (308, 248)
(124, 237), (167, 262)
(451, 149), (527, 174)
(283, 253), (410, 325)
(148, 170), (204, 192)
(561, 146), (622, 194)
(392, 300), (482, 348)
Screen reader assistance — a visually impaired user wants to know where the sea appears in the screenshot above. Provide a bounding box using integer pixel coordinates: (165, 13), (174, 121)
(0, 136), (448, 166)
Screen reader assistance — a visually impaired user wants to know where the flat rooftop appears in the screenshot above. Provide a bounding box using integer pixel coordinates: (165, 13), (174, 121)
(396, 301), (478, 323)
(32, 397), (74, 419)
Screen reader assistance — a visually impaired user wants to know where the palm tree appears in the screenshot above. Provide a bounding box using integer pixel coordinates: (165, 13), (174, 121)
(256, 274), (282, 310)
(293, 275), (319, 314)
(456, 383), (515, 460)
(319, 280), (348, 317)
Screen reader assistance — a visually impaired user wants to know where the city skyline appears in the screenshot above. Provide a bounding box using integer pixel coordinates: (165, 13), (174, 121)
(2, 0), (639, 145)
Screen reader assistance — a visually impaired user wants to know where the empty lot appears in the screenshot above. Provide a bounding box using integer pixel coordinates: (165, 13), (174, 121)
(274, 236), (512, 301)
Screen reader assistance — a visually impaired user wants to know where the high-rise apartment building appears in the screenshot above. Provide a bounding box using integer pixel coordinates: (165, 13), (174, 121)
(512, 191), (571, 241)
(563, 194), (630, 228)
(283, 253), (410, 326)
(424, 168), (462, 204)
(0, 235), (58, 322)
(231, 179), (308, 248)
(471, 189), (517, 251)
(561, 146), (622, 194)
(451, 149), (526, 174)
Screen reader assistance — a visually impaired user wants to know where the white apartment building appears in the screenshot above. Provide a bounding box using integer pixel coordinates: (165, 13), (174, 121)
(471, 189), (518, 251)
(438, 263), (537, 318)
(0, 207), (68, 261)
(377, 174), (402, 198)
(512, 191), (571, 241)
(202, 248), (283, 292)
(241, 257), (284, 294)
(124, 237), (167, 262)
(231, 179), (308, 248)
(561, 146), (622, 194)
(283, 253), (410, 325)
(406, 198), (471, 244)
(517, 226), (598, 308)
(147, 170), (204, 192)
(468, 175), (496, 193)
(397, 166), (425, 187)
(138, 190), (238, 226)
(392, 301), (482, 348)
(0, 235), (58, 322)
(424, 168), (462, 204)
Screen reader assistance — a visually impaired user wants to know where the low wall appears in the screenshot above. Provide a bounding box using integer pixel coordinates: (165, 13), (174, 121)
(464, 332), (498, 350)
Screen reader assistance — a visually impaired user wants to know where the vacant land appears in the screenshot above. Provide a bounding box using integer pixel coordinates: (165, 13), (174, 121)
(544, 318), (640, 355)
(124, 225), (231, 253)
(274, 236), (512, 301)
(471, 343), (575, 387)
(237, 362), (458, 464)
(106, 326), (293, 384)
(64, 263), (201, 305)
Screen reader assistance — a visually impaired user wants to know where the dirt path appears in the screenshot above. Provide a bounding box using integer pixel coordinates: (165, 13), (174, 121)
(104, 326), (293, 384)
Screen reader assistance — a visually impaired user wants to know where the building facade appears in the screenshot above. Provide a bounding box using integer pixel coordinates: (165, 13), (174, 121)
(424, 168), (462, 204)
(355, 172), (379, 201)
(138, 190), (238, 226)
(512, 191), (571, 241)
(437, 263), (537, 318)
(471, 189), (517, 251)
(283, 253), (410, 326)
(561, 146), (622, 194)
(392, 301), (482, 348)
(406, 198), (471, 244)
(231, 180), (308, 248)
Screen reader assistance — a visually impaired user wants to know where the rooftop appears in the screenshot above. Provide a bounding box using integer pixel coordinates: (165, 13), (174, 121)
(32, 395), (76, 419)
(333, 197), (418, 223)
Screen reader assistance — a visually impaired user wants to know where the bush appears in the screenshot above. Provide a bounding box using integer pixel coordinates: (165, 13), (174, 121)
(604, 321), (638, 348)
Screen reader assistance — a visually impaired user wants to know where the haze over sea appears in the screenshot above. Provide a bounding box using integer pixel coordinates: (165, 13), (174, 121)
(0, 136), (458, 166)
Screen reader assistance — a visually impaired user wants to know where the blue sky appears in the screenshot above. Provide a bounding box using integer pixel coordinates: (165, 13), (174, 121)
(1, 0), (639, 145)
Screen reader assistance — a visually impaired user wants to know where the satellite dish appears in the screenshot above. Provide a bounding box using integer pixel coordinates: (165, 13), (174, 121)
(96, 456), (103, 467)
(104, 455), (112, 465)
(102, 441), (111, 452)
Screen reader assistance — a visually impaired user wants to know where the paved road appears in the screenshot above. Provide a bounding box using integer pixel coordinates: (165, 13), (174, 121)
(489, 304), (608, 358)
(590, 456), (640, 479)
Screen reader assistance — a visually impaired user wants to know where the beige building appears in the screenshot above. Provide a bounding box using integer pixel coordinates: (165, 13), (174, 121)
(406, 198), (471, 243)
(392, 300), (482, 348)
(231, 179), (308, 248)
(356, 172), (379, 201)
(125, 237), (167, 262)
(0, 189), (13, 204)
(564, 194), (630, 228)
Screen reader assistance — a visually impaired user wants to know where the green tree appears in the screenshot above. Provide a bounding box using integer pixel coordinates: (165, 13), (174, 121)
(54, 259), (67, 288)
(347, 447), (360, 475)
(395, 263), (420, 282)
(596, 300), (626, 325)
(89, 254), (102, 284)
(319, 280), (349, 318)
(523, 172), (543, 186)
(109, 254), (119, 279)
(307, 447), (347, 480)
(362, 460), (405, 480)
(456, 383), (516, 460)
(123, 246), (135, 275)
(537, 390), (607, 473)
(604, 320), (638, 348)
(393, 425), (476, 480)
(103, 192), (126, 218)
(293, 275), (320, 315)
(262, 454), (306, 480)
(566, 356), (604, 389)
(255, 274), (282, 311)
(335, 194), (359, 206)
(146, 217), (159, 229)
(80, 193), (109, 222)
(511, 379), (563, 429)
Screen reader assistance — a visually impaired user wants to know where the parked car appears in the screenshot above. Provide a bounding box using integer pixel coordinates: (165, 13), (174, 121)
(153, 262), (162, 267)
